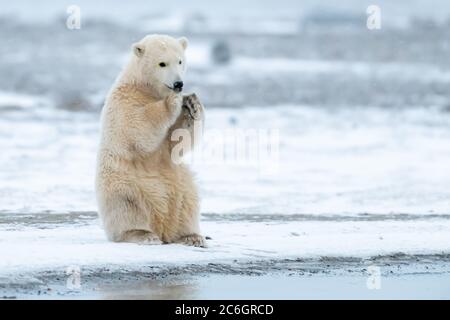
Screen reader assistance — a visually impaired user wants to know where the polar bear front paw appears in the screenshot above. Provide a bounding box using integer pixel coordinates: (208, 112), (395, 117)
(166, 92), (183, 116)
(177, 234), (207, 248)
(182, 93), (204, 121)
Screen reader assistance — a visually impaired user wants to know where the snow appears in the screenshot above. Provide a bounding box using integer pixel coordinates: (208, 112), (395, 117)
(1, 218), (449, 276)
(231, 58), (450, 82)
(1, 0), (450, 279)
(3, 0), (450, 30)
(0, 106), (450, 214)
(1, 103), (450, 276)
(195, 106), (450, 215)
(0, 92), (46, 110)
(2, 105), (450, 215)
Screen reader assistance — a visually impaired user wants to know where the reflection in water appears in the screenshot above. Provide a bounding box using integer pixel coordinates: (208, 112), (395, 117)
(99, 276), (199, 300)
(96, 273), (450, 300)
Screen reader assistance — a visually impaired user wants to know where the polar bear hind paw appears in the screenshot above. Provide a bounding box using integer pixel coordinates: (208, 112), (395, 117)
(119, 230), (163, 245)
(177, 234), (207, 248)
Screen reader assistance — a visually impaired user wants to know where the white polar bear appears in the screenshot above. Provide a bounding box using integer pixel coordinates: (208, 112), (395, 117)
(95, 34), (206, 247)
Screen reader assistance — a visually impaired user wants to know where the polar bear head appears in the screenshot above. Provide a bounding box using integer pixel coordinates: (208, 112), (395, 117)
(123, 34), (188, 98)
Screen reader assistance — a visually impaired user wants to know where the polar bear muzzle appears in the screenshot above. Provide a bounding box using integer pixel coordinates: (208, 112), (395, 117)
(173, 81), (183, 92)
(165, 81), (184, 93)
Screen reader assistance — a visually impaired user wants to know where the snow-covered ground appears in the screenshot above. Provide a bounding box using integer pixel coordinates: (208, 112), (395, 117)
(2, 214), (450, 275)
(1, 104), (450, 284)
(1, 0), (450, 298)
(2, 104), (450, 215)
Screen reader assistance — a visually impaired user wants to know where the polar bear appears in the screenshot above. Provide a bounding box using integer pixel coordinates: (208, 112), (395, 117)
(95, 34), (206, 247)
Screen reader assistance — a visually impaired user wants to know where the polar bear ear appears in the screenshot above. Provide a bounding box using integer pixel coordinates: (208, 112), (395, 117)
(132, 43), (145, 57)
(178, 37), (188, 50)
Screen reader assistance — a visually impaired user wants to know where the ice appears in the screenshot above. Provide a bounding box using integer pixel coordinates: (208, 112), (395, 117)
(1, 217), (450, 276)
(1, 102), (450, 276)
(0, 92), (46, 110)
(1, 0), (450, 279)
(1, 105), (450, 216)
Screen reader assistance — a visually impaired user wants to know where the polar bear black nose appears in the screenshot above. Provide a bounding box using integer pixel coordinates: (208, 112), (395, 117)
(173, 81), (183, 92)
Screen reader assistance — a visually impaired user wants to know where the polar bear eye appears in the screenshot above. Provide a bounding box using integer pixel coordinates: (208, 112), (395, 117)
(179, 60), (182, 65)
(159, 62), (167, 67)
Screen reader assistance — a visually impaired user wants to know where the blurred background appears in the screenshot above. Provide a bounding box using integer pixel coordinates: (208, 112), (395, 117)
(1, 0), (450, 216)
